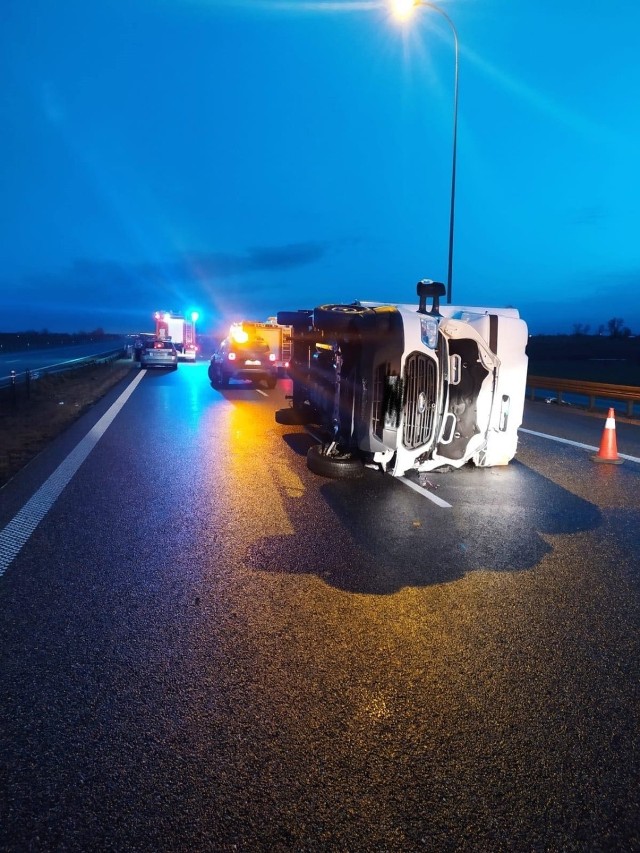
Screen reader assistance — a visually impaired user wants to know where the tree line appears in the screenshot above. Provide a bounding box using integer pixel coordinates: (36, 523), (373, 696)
(0, 329), (121, 352)
(572, 318), (634, 338)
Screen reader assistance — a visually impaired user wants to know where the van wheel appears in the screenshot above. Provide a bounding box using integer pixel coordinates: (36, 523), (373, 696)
(314, 304), (375, 334)
(306, 444), (364, 479)
(265, 376), (277, 389)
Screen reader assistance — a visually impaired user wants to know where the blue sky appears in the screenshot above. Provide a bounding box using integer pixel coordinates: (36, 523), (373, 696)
(2, 0), (639, 335)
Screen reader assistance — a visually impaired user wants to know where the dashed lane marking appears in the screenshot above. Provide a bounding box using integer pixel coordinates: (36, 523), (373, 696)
(0, 370), (146, 577)
(306, 429), (452, 507)
(519, 428), (640, 464)
(398, 476), (453, 508)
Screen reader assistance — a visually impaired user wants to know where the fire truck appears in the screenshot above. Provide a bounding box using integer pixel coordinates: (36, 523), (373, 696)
(234, 318), (292, 374)
(276, 280), (529, 480)
(154, 312), (197, 361)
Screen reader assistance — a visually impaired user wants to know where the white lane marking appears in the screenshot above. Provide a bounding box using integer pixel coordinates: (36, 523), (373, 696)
(398, 476), (452, 508)
(519, 428), (640, 464)
(306, 428), (452, 506)
(256, 389), (268, 397)
(0, 370), (146, 577)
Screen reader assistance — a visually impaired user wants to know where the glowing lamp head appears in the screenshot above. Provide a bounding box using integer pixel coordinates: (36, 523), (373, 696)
(391, 0), (417, 21)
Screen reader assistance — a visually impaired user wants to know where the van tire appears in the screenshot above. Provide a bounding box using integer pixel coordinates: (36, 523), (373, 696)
(314, 304), (374, 334)
(306, 444), (364, 479)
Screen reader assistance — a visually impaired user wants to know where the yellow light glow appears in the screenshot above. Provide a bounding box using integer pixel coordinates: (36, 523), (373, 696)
(226, 403), (300, 538)
(230, 323), (249, 344)
(391, 0), (416, 21)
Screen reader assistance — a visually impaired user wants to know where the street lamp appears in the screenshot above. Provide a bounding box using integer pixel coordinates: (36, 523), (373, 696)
(391, 0), (459, 304)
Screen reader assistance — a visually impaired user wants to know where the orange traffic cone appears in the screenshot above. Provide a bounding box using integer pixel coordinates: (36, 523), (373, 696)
(591, 407), (623, 464)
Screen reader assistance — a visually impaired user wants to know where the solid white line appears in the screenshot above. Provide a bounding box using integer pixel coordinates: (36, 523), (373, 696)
(255, 389), (268, 397)
(519, 428), (640, 464)
(0, 369), (146, 577)
(398, 476), (452, 508)
(306, 428), (453, 505)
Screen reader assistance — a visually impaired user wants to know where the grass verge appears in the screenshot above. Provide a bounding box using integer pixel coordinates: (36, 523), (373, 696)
(0, 360), (135, 488)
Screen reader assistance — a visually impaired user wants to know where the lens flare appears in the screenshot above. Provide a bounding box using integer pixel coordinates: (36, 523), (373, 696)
(391, 0), (416, 21)
(230, 323), (249, 344)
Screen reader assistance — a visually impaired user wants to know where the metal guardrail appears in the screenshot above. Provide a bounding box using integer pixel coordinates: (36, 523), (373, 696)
(0, 348), (126, 395)
(526, 375), (640, 417)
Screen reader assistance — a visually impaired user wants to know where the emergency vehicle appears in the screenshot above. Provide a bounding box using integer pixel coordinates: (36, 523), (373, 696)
(234, 318), (292, 374)
(208, 323), (278, 388)
(154, 312), (198, 361)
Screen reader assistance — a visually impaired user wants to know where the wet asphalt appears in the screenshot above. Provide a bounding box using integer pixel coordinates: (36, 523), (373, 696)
(0, 363), (639, 852)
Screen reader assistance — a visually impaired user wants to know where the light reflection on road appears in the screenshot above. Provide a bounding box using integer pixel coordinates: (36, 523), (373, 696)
(227, 398), (304, 543)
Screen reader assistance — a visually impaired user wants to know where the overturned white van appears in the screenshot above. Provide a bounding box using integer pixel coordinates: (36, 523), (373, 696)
(277, 280), (529, 479)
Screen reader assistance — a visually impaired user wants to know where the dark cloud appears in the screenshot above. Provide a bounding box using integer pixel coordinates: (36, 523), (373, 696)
(4, 241), (333, 331)
(244, 243), (328, 271)
(21, 241), (328, 293)
(171, 242), (328, 280)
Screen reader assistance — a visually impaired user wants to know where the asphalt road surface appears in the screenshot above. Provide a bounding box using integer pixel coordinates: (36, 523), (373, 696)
(1, 363), (639, 852)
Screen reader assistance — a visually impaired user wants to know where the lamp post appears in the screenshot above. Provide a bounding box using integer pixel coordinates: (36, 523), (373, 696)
(392, 0), (459, 304)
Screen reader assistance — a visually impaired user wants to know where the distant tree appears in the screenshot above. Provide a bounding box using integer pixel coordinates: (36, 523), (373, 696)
(607, 317), (626, 338)
(572, 323), (590, 336)
(597, 324), (605, 336)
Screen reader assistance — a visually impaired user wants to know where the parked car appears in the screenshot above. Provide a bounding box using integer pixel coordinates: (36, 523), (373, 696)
(170, 341), (197, 362)
(180, 343), (198, 362)
(133, 333), (156, 362)
(140, 339), (178, 369)
(208, 328), (277, 389)
(276, 280), (529, 479)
